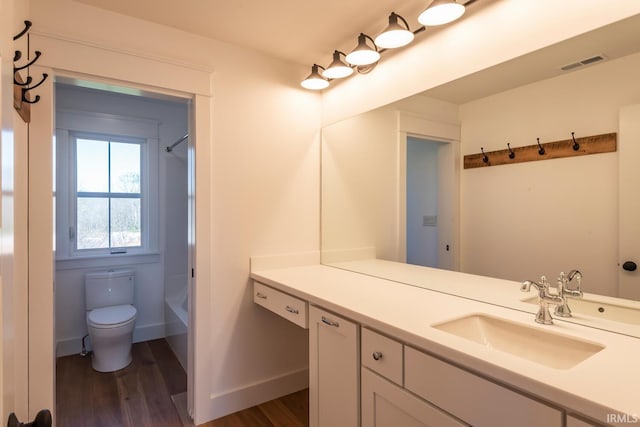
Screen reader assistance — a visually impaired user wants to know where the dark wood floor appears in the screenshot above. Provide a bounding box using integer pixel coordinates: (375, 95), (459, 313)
(56, 339), (308, 427)
(200, 389), (308, 427)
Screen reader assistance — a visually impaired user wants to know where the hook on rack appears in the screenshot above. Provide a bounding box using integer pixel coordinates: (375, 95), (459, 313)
(13, 20), (32, 41)
(571, 132), (580, 151)
(481, 147), (489, 163)
(21, 73), (49, 104)
(507, 143), (515, 159)
(536, 138), (545, 155)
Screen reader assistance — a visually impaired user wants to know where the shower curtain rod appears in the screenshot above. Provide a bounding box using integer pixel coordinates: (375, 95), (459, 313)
(165, 133), (188, 152)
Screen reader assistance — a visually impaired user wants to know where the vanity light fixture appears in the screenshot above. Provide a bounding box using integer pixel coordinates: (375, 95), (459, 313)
(322, 50), (354, 79)
(300, 1), (474, 90)
(345, 33), (380, 66)
(418, 0), (466, 26)
(300, 64), (330, 90)
(375, 12), (415, 49)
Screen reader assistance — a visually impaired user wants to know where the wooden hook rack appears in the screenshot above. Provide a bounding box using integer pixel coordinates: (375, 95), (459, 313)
(463, 132), (617, 169)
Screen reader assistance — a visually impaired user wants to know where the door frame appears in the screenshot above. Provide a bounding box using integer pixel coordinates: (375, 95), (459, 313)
(27, 33), (213, 423)
(618, 104), (640, 300)
(396, 111), (460, 271)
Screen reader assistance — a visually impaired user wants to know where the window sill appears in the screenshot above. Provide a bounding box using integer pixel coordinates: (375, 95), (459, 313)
(55, 251), (161, 271)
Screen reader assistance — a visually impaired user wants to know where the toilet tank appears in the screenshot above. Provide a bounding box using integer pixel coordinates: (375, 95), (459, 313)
(85, 270), (135, 310)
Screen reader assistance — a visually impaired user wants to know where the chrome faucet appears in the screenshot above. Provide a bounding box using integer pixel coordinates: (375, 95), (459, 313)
(520, 276), (565, 325)
(554, 270), (583, 318)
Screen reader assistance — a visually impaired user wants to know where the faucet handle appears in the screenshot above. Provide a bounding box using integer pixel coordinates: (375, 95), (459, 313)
(539, 275), (549, 288)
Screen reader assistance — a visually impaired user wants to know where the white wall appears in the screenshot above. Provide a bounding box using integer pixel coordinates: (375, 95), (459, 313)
(322, 107), (399, 261)
(459, 51), (640, 296)
(30, 0), (320, 423)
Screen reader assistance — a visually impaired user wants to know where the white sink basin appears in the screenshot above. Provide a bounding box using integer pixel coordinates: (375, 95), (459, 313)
(522, 296), (640, 325)
(432, 314), (604, 369)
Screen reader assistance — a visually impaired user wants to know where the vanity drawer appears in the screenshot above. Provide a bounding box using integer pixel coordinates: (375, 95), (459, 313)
(404, 347), (562, 427)
(253, 281), (308, 329)
(361, 328), (403, 385)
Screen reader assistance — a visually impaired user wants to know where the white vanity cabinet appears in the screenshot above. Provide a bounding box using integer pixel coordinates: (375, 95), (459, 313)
(404, 347), (563, 427)
(253, 281), (308, 328)
(362, 368), (468, 427)
(309, 305), (359, 427)
(251, 272), (628, 427)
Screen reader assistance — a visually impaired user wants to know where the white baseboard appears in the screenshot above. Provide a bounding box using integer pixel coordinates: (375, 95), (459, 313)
(56, 322), (166, 357)
(199, 368), (309, 423)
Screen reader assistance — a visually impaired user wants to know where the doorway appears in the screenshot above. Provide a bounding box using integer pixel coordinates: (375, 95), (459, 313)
(52, 79), (193, 418)
(406, 137), (442, 267)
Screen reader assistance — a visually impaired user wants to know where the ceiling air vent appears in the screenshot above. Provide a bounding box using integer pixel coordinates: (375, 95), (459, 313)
(560, 54), (607, 71)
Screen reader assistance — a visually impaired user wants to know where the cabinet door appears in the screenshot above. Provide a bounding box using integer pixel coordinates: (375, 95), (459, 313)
(309, 306), (359, 427)
(404, 347), (563, 427)
(362, 368), (468, 427)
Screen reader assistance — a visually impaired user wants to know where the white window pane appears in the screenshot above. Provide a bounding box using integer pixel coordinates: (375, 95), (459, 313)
(110, 142), (141, 194)
(77, 197), (109, 249)
(111, 198), (141, 247)
(77, 138), (109, 192)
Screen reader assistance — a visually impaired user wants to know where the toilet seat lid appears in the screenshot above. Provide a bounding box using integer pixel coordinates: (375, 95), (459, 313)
(88, 304), (136, 327)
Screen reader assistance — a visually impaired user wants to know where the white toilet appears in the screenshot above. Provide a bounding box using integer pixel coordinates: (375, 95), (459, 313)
(85, 270), (137, 372)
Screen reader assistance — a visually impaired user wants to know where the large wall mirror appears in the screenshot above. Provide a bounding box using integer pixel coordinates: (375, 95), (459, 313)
(321, 14), (640, 337)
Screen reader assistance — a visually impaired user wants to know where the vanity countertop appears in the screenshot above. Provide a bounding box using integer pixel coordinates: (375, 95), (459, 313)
(250, 263), (640, 425)
(328, 258), (640, 338)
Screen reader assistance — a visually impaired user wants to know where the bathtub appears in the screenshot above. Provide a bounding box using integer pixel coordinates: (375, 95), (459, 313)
(165, 283), (188, 370)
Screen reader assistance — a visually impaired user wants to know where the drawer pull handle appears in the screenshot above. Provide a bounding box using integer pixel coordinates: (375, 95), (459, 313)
(321, 316), (340, 328)
(372, 351), (383, 361)
(256, 292), (267, 299)
(285, 305), (299, 314)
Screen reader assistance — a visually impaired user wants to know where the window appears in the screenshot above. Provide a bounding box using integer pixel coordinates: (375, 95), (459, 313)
(73, 134), (144, 253)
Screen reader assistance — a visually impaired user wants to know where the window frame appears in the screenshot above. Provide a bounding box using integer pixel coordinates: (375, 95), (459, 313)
(71, 132), (146, 255)
(55, 109), (160, 263)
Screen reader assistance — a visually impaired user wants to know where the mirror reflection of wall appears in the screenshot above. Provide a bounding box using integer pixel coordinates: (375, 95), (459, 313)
(321, 95), (460, 269)
(322, 44), (640, 300)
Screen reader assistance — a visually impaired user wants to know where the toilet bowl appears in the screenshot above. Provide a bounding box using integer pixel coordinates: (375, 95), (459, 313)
(87, 304), (137, 372)
(85, 270), (137, 372)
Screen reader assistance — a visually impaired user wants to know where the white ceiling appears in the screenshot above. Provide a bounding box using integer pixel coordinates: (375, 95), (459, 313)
(72, 0), (474, 66)
(423, 12), (640, 104)
(72, 0), (639, 104)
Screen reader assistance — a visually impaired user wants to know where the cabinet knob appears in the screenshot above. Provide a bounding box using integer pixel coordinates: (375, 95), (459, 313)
(372, 351), (383, 361)
(285, 305), (299, 314)
(256, 292), (267, 299)
(623, 261), (637, 272)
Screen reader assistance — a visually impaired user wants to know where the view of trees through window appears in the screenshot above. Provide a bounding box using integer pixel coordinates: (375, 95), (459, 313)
(75, 137), (142, 250)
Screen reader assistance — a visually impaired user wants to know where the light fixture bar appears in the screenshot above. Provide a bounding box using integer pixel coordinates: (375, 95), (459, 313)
(300, 0), (473, 90)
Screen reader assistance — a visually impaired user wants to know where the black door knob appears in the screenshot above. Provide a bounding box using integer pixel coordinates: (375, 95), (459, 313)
(622, 261), (637, 272)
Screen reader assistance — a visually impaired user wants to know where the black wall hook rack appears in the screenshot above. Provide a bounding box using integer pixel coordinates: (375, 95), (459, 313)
(13, 20), (47, 122)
